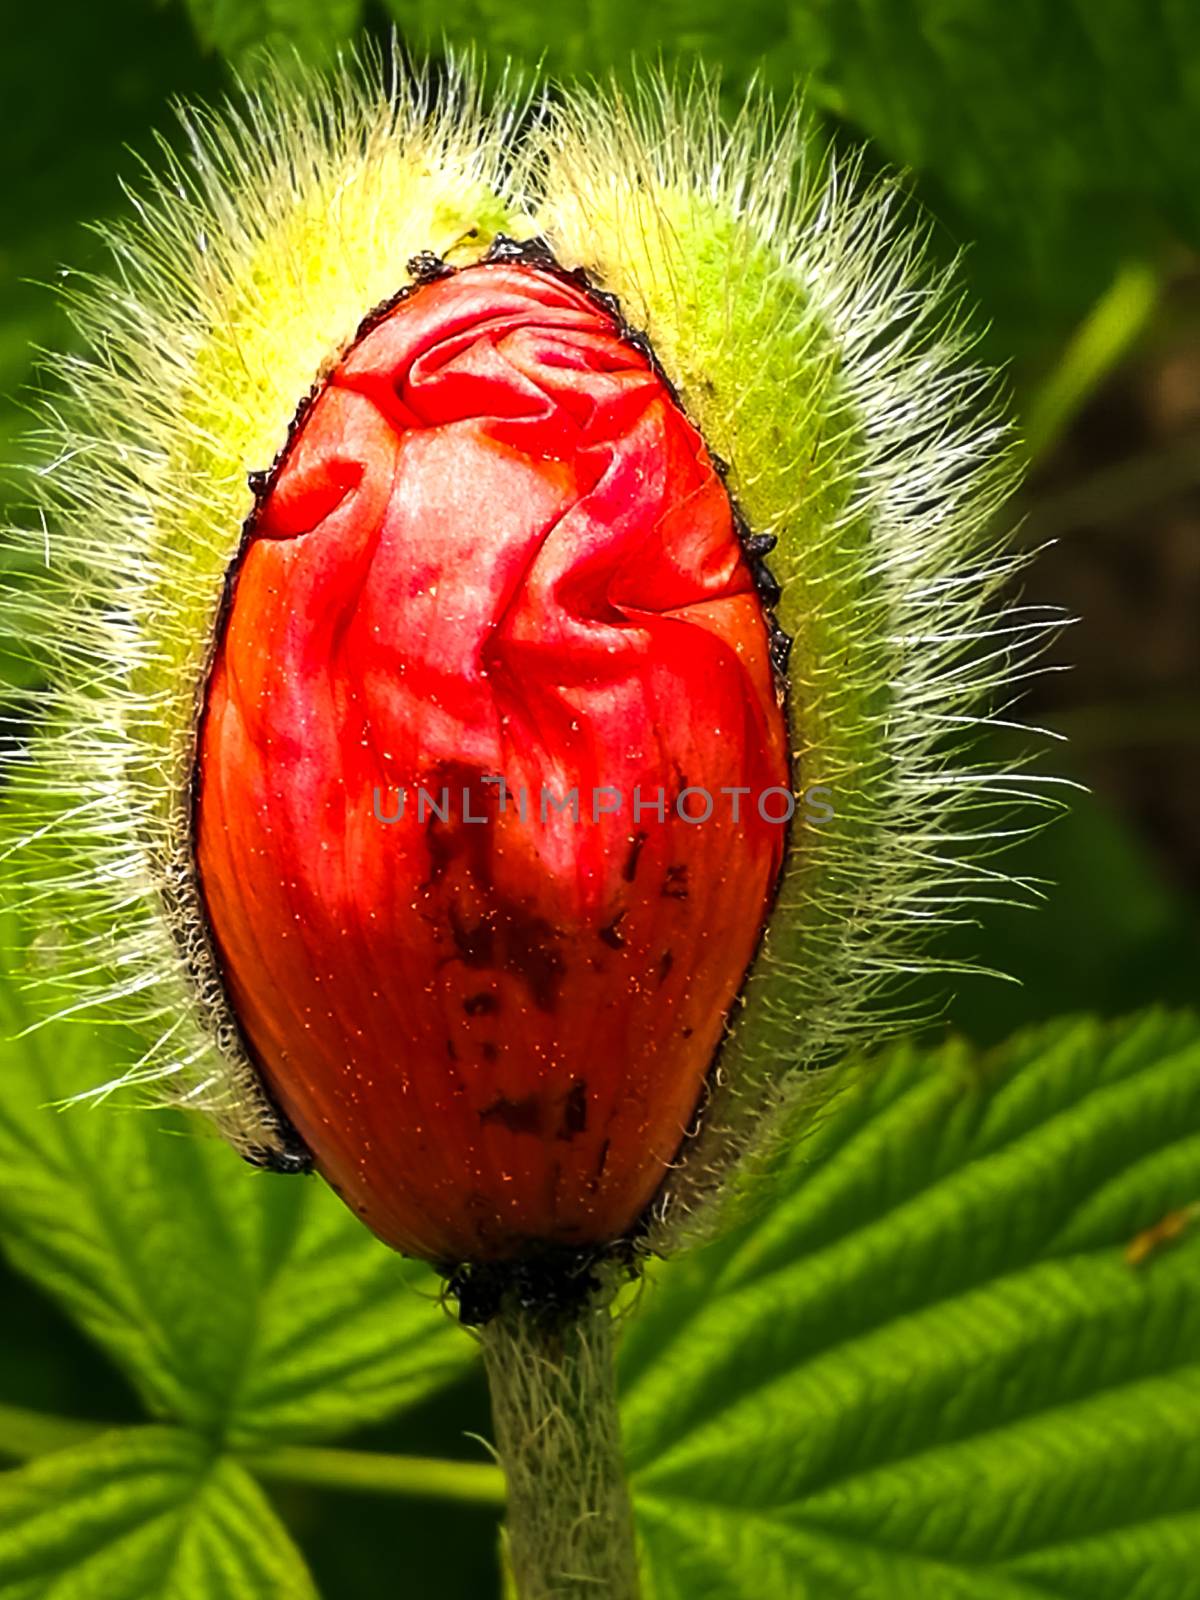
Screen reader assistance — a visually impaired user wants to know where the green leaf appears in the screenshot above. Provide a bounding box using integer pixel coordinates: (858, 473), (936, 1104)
(386, 0), (1197, 359)
(622, 1010), (1200, 1599)
(0, 943), (472, 1446)
(0, 1426), (316, 1598)
(383, 0), (790, 84)
(782, 0), (1198, 357)
(183, 0), (363, 65)
(0, 4), (224, 498)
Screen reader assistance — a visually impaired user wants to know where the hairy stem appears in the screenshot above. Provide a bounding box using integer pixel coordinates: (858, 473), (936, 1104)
(481, 1291), (641, 1600)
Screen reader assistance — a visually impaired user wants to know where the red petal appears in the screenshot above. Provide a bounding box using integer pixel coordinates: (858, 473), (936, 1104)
(197, 262), (790, 1262)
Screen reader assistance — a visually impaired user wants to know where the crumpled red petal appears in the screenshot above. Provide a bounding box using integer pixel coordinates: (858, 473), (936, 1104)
(196, 261), (790, 1262)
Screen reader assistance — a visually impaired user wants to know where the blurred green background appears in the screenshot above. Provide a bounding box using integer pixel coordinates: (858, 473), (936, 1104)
(1, 3), (1197, 1595)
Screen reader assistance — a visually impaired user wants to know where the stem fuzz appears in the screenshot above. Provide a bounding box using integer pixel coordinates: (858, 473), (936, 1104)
(481, 1289), (640, 1600)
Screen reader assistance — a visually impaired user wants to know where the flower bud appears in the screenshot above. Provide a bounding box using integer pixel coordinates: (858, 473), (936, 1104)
(195, 256), (788, 1260)
(8, 58), (1039, 1273)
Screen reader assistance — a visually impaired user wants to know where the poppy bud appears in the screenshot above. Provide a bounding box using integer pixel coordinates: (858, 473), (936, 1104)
(9, 58), (1038, 1277)
(195, 256), (789, 1262)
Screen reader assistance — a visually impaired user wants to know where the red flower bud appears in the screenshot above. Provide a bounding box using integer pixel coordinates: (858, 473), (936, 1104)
(195, 258), (789, 1263)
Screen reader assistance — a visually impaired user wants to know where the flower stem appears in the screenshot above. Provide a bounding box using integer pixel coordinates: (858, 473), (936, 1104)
(0, 1400), (505, 1507)
(244, 1442), (504, 1505)
(480, 1290), (641, 1600)
(1024, 259), (1159, 458)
